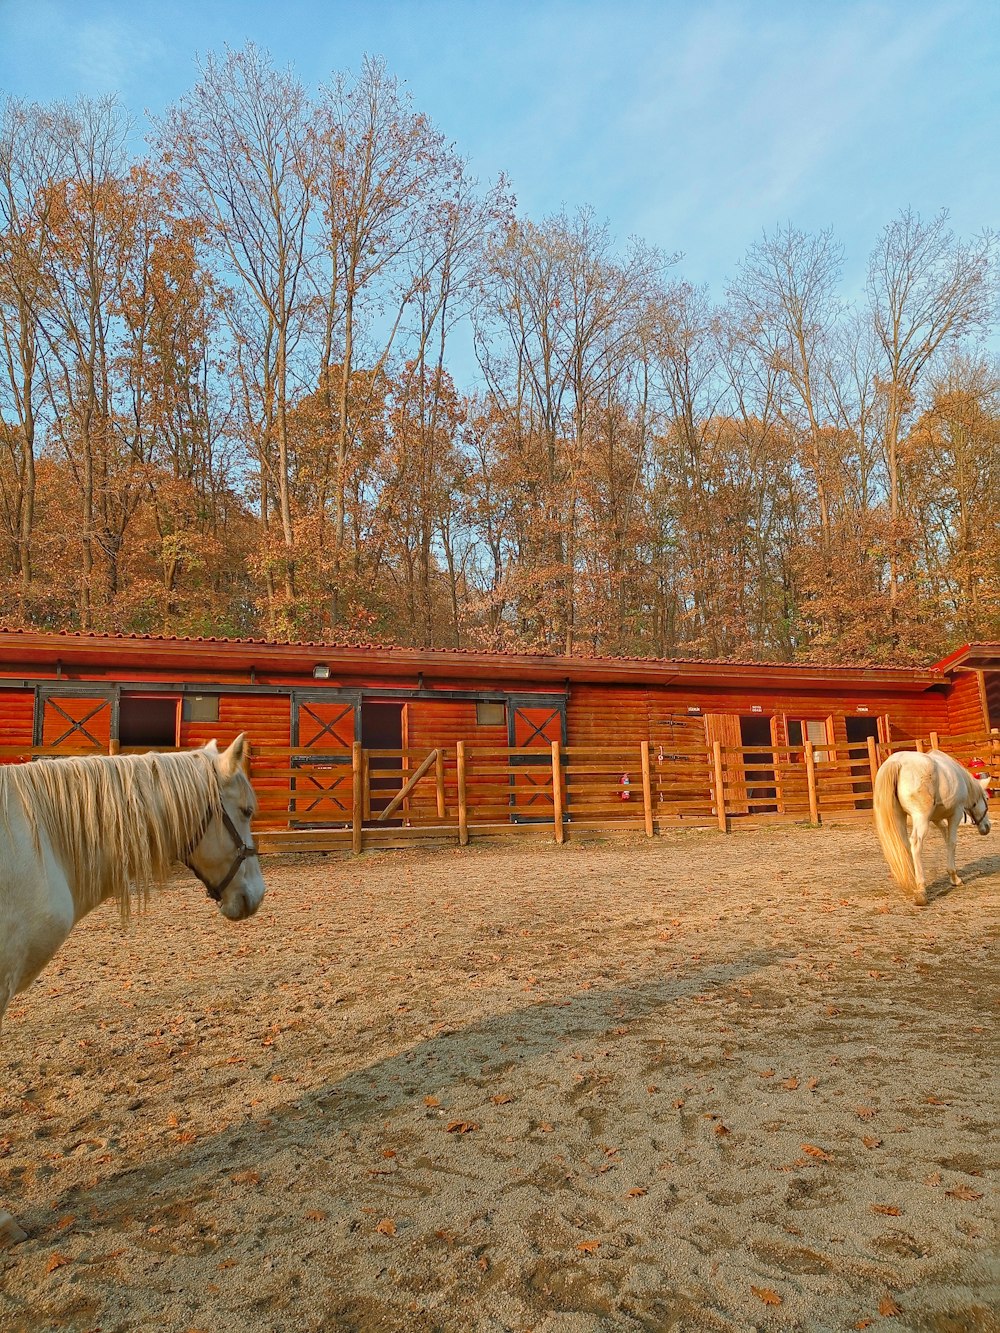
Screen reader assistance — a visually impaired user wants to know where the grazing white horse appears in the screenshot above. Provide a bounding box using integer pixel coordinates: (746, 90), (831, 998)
(873, 749), (991, 905)
(0, 734), (265, 1247)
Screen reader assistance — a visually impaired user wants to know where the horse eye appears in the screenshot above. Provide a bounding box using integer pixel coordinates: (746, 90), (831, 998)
(240, 807), (253, 820)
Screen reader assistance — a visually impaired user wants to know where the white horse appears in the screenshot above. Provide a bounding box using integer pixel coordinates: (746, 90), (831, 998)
(873, 749), (991, 905)
(0, 734), (265, 1247)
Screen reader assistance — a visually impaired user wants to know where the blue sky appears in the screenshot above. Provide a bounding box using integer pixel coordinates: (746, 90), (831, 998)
(1, 0), (997, 322)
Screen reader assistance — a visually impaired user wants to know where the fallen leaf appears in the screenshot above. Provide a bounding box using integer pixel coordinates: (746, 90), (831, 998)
(758, 1069), (775, 1079)
(381, 1149), (397, 1159)
(862, 1135), (883, 1149)
(945, 1185), (982, 1201)
(878, 1296), (902, 1317)
(424, 1096), (441, 1107)
(45, 1253), (72, 1273)
(801, 1143), (832, 1161)
(807, 1077), (819, 1090)
(304, 1210), (327, 1222)
(925, 1095), (949, 1106)
(230, 1170), (260, 1186)
(491, 1093), (514, 1105)
(714, 1123), (731, 1137)
(854, 1321), (875, 1329)
(445, 1120), (479, 1134)
(576, 1239), (600, 1254)
(625, 1187), (647, 1198)
(672, 1099), (685, 1109)
(751, 1286), (782, 1306)
(376, 1218), (397, 1236)
(871, 1204), (902, 1216)
(924, 1171), (942, 1187)
(538, 1122), (554, 1133)
(781, 1076), (799, 1090)
(855, 1106), (876, 1120)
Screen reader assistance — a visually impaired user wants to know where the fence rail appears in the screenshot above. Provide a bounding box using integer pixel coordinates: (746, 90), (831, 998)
(1, 728), (997, 853)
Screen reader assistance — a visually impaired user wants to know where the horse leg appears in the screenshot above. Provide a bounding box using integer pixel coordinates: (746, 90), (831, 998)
(945, 815), (964, 887)
(908, 813), (930, 905)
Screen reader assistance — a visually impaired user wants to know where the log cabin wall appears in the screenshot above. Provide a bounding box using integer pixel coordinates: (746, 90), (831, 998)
(565, 681), (952, 747)
(943, 670), (989, 736)
(0, 690), (36, 749)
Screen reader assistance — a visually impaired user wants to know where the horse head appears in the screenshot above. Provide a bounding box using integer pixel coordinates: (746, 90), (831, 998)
(185, 734), (267, 920)
(966, 767), (991, 836)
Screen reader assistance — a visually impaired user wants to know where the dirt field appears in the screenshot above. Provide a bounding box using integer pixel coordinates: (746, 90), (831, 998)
(0, 823), (997, 1333)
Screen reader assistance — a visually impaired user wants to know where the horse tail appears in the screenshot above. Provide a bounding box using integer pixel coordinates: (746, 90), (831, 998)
(872, 755), (914, 888)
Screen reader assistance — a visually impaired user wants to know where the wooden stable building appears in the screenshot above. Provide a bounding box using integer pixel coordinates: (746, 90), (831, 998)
(0, 630), (997, 848)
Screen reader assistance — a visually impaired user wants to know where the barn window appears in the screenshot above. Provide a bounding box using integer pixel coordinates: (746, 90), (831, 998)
(182, 695), (220, 723)
(788, 718), (831, 759)
(476, 701), (506, 727)
(119, 696), (179, 748)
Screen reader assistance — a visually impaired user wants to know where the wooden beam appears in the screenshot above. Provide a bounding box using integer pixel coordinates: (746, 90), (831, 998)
(804, 741), (819, 825)
(551, 739), (564, 844)
(351, 742), (363, 855)
(435, 748), (446, 819)
(456, 742), (469, 846)
(377, 748), (439, 823)
(712, 740), (728, 833)
(640, 740), (653, 837)
(866, 735), (879, 789)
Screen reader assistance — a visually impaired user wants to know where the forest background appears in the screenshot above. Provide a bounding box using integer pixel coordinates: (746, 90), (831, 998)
(1, 45), (998, 663)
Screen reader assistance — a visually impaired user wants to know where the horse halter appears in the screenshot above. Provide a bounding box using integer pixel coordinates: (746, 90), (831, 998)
(183, 802), (259, 902)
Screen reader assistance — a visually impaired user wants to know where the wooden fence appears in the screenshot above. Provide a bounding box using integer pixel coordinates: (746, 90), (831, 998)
(1, 727), (997, 854)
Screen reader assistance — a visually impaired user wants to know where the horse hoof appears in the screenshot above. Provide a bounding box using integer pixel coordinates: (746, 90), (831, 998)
(0, 1214), (28, 1248)
(912, 889), (927, 906)
(950, 876), (964, 887)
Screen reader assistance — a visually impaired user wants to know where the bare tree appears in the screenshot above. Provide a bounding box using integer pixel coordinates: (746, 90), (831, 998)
(156, 44), (315, 614)
(867, 208), (997, 600)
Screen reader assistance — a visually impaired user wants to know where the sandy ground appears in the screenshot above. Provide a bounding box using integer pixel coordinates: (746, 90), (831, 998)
(0, 822), (997, 1333)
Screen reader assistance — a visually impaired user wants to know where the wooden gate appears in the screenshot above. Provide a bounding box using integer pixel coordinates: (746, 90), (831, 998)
(290, 692), (360, 826)
(37, 690), (114, 751)
(508, 695), (566, 821)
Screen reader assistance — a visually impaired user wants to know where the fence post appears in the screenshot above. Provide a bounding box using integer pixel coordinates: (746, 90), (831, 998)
(456, 741), (469, 846)
(435, 748), (446, 819)
(551, 740), (565, 844)
(362, 750), (372, 822)
(804, 741), (819, 825)
(866, 735), (879, 790)
(109, 738), (120, 755)
(992, 728), (1000, 774)
(929, 731), (940, 750)
(915, 737), (925, 752)
(712, 740), (728, 833)
(352, 742), (363, 855)
(640, 740), (654, 837)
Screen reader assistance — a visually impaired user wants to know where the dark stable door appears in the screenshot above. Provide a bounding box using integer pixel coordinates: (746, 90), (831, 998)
(362, 703), (404, 821)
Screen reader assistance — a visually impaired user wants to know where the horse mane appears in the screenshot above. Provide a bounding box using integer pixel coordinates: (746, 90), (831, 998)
(0, 748), (221, 918)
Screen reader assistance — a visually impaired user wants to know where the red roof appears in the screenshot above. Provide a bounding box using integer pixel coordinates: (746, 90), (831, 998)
(0, 628), (949, 691)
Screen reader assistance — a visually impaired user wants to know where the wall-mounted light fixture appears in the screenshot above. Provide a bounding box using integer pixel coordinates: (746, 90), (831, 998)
(687, 705), (701, 715)
(312, 663), (331, 680)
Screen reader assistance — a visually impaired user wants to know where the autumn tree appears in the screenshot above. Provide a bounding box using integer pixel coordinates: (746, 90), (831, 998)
(156, 44), (315, 620)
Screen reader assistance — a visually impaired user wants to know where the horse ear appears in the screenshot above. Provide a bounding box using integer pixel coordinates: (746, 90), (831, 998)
(218, 732), (249, 779)
(204, 739), (220, 756)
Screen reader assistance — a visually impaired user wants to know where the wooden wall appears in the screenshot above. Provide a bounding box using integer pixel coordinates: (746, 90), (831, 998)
(566, 681), (952, 746)
(405, 698), (507, 753)
(944, 671), (989, 736)
(178, 694), (291, 751)
(0, 690), (35, 749)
